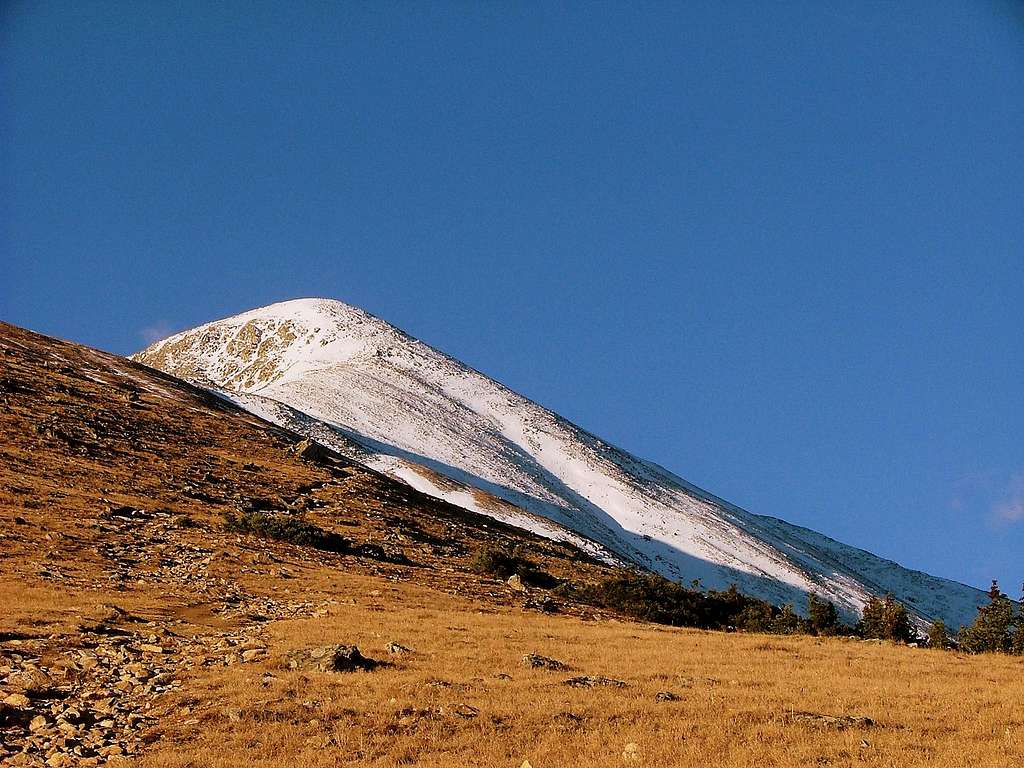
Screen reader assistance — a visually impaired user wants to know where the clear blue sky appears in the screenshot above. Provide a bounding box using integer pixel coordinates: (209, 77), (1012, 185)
(3, 2), (1022, 594)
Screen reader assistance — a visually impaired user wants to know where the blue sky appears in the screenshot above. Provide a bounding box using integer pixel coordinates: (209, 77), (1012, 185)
(3, 1), (1022, 595)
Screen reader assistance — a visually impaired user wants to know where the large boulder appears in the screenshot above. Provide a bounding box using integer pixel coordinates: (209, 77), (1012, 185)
(287, 645), (379, 672)
(291, 439), (334, 464)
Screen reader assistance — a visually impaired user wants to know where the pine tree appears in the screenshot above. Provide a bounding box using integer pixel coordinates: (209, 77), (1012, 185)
(858, 594), (914, 643)
(927, 619), (949, 650)
(769, 603), (805, 635)
(807, 592), (839, 636)
(1011, 583), (1024, 655)
(960, 580), (1015, 654)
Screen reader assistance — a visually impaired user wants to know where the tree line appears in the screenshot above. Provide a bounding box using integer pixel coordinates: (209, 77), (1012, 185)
(571, 570), (1024, 653)
(467, 545), (1022, 653)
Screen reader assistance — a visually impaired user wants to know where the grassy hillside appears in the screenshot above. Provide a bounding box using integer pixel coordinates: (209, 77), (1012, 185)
(2, 322), (1021, 767)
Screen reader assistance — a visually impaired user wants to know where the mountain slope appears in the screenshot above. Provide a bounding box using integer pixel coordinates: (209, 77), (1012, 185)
(133, 298), (986, 626)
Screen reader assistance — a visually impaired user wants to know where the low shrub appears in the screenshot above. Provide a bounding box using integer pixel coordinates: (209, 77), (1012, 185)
(224, 510), (350, 553)
(467, 545), (556, 587)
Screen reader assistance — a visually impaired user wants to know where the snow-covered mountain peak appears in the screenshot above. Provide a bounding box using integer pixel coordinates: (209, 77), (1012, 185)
(133, 298), (989, 628)
(139, 297), (426, 392)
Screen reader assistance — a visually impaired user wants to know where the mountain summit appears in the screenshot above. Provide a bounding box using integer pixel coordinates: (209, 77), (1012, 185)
(133, 298), (985, 626)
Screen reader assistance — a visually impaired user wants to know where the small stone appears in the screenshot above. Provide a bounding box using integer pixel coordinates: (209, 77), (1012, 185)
(506, 574), (526, 591)
(57, 720), (78, 735)
(563, 675), (627, 688)
(29, 714), (48, 732)
(623, 742), (639, 761)
(240, 649), (264, 663)
(385, 642), (412, 655)
(3, 693), (31, 708)
(655, 690), (681, 702)
(452, 704), (479, 719)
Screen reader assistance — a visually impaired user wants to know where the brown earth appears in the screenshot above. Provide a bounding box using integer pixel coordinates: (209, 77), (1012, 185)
(1, 322), (1022, 767)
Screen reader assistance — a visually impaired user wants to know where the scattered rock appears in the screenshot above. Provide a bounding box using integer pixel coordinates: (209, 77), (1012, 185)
(786, 711), (875, 730)
(522, 653), (568, 671)
(655, 690), (681, 702)
(507, 574), (527, 592)
(3, 692), (32, 708)
(451, 703), (479, 719)
(522, 595), (558, 613)
(553, 711), (585, 729)
(623, 742), (640, 761)
(385, 641), (412, 655)
(563, 675), (627, 688)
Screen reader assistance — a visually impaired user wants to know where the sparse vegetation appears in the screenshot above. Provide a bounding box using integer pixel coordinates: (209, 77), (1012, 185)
(223, 510), (350, 553)
(467, 544), (556, 587)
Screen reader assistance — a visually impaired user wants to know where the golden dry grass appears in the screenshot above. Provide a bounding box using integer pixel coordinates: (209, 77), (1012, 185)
(138, 569), (1024, 768)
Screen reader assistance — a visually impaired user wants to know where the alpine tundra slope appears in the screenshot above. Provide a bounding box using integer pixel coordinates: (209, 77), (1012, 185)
(133, 298), (986, 627)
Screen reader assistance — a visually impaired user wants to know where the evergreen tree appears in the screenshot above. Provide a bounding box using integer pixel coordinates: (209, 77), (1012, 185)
(1013, 584), (1024, 655)
(858, 594), (914, 643)
(927, 619), (949, 650)
(807, 592), (839, 636)
(735, 602), (774, 633)
(769, 603), (805, 635)
(960, 580), (1016, 654)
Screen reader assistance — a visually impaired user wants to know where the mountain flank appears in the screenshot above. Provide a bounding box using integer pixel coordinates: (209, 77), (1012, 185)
(2, 321), (1022, 767)
(133, 298), (986, 627)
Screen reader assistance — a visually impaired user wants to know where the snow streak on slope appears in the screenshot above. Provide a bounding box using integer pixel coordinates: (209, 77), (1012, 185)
(133, 299), (987, 627)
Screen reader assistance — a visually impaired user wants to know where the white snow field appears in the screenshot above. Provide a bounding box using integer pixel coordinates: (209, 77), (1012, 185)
(133, 298), (986, 627)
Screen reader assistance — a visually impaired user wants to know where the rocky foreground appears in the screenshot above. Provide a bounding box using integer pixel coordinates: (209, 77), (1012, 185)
(0, 322), (616, 765)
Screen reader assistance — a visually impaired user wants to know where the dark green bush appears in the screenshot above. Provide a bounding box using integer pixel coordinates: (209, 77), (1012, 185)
(578, 572), (708, 626)
(927, 619), (950, 649)
(224, 510), (350, 553)
(858, 594), (915, 643)
(575, 575), (783, 631)
(735, 601), (775, 633)
(807, 592), (840, 635)
(467, 545), (556, 587)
